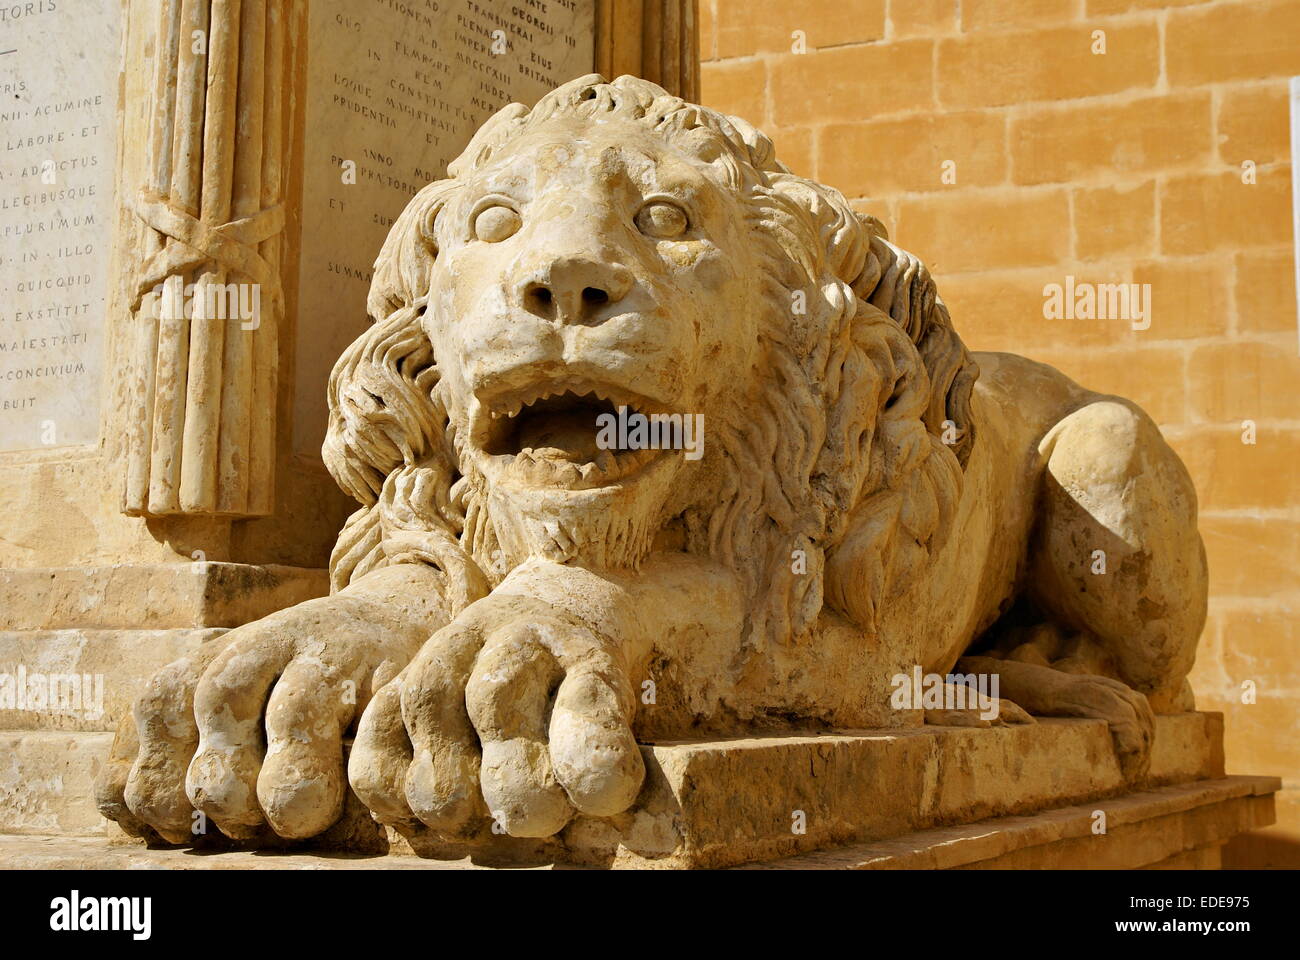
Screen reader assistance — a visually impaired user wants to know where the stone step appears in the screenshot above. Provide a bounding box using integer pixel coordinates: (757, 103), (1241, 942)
(0, 714), (1237, 867)
(584, 711), (1227, 867)
(0, 628), (226, 731)
(0, 563), (327, 631)
(0, 833), (502, 869)
(0, 731), (114, 837)
(0, 776), (1278, 870)
(739, 775), (1281, 870)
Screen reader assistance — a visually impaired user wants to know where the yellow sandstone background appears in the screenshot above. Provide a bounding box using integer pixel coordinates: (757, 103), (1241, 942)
(699, 0), (1300, 866)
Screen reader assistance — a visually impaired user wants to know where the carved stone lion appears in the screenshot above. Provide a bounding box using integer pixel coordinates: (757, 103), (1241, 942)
(97, 75), (1207, 845)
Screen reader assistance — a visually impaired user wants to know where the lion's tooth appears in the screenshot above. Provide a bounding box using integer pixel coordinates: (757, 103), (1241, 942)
(557, 462), (581, 484)
(596, 449), (616, 474)
(579, 461), (599, 482)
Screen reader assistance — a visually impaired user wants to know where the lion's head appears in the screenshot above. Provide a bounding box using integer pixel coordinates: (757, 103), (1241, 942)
(322, 74), (977, 651)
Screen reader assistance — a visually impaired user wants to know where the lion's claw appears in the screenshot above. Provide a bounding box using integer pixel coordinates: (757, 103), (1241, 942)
(96, 566), (444, 845)
(350, 596), (645, 840)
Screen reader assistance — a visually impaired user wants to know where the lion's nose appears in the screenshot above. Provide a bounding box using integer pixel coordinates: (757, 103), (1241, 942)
(517, 255), (634, 325)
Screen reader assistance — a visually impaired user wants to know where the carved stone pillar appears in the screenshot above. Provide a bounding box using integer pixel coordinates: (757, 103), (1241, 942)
(121, 0), (293, 517)
(597, 0), (700, 103)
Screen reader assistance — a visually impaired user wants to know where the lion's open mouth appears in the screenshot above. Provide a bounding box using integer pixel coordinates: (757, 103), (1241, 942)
(476, 383), (671, 489)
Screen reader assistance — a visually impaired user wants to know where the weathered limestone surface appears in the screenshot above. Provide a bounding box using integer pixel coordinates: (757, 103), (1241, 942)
(0, 563), (328, 630)
(473, 714), (1232, 868)
(0, 720), (1275, 868)
(3, 769), (1268, 868)
(0, 2), (1274, 871)
(91, 74), (1230, 861)
(0, 732), (114, 837)
(741, 776), (1280, 871)
(0, 0), (120, 454)
(0, 629), (228, 731)
(630, 714), (1227, 866)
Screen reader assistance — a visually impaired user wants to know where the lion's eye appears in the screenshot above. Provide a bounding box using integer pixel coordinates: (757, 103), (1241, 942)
(473, 204), (521, 243)
(635, 200), (688, 239)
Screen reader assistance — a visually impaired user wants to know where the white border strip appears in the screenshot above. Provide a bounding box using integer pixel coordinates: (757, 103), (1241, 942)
(1291, 77), (1300, 354)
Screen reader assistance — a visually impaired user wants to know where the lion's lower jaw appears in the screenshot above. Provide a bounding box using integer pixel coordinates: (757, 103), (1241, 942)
(475, 477), (674, 572)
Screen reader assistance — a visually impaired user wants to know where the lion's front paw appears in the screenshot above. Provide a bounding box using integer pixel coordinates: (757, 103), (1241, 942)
(349, 598), (645, 840)
(107, 597), (425, 845)
(182, 629), (360, 841)
(105, 640), (232, 844)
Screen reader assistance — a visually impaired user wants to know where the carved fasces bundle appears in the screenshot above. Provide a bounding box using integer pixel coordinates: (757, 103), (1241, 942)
(122, 0), (289, 517)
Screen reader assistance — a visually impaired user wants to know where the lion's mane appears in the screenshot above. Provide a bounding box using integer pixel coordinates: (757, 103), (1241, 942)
(322, 74), (978, 651)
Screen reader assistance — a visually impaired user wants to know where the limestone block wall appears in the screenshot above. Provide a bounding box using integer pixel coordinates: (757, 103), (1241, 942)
(698, 0), (1300, 865)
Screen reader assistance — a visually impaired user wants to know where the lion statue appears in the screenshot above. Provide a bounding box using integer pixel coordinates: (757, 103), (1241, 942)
(96, 75), (1206, 846)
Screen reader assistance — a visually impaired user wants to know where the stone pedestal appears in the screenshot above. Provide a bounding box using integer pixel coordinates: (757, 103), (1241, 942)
(748, 778), (1278, 870)
(0, 561), (327, 836)
(0, 2), (1280, 873)
(0, 712), (1278, 869)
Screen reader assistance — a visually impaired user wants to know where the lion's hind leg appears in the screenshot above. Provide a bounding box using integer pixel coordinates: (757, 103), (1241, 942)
(1028, 398), (1206, 700)
(962, 399), (1207, 780)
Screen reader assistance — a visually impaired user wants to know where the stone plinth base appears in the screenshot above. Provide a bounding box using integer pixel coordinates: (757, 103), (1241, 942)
(0, 776), (1276, 870)
(0, 712), (1277, 869)
(0, 565), (330, 734)
(0, 562), (328, 833)
(548, 713), (1228, 868)
(0, 732), (114, 836)
(0, 563), (329, 632)
(743, 776), (1278, 869)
